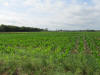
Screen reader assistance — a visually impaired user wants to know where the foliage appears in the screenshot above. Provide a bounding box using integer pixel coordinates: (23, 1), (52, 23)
(0, 24), (44, 32)
(0, 32), (100, 75)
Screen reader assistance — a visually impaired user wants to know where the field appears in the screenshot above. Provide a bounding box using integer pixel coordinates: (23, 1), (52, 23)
(0, 32), (100, 75)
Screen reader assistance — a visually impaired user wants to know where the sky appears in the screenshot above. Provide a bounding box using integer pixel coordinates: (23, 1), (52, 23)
(0, 0), (100, 30)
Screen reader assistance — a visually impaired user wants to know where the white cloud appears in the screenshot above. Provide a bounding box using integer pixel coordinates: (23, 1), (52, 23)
(0, 0), (100, 30)
(3, 2), (9, 6)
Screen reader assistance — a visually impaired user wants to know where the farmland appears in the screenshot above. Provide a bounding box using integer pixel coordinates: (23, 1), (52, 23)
(0, 32), (100, 75)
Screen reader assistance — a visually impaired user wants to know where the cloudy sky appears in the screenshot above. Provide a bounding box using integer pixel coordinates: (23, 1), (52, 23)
(0, 0), (100, 30)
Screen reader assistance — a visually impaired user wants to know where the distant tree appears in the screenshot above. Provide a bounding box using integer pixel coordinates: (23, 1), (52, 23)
(0, 24), (45, 32)
(44, 28), (48, 31)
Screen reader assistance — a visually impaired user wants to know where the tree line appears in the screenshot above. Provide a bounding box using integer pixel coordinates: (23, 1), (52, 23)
(0, 24), (45, 32)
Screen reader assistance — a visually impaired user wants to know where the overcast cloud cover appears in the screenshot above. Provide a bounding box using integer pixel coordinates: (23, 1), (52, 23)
(0, 0), (100, 30)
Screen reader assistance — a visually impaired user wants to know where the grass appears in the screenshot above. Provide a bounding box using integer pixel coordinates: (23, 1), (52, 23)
(0, 32), (100, 75)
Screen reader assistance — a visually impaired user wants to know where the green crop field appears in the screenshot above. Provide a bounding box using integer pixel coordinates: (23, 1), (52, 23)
(0, 32), (100, 75)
